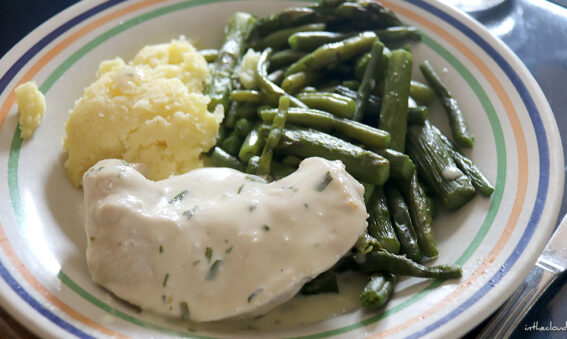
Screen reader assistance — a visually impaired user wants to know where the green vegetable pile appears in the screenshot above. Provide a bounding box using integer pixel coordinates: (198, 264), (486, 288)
(202, 0), (494, 310)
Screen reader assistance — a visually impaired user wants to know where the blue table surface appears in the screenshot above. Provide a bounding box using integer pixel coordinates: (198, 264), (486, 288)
(1, 0), (567, 338)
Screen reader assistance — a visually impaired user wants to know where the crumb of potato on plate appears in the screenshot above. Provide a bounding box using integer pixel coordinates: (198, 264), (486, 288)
(15, 81), (45, 140)
(63, 37), (223, 188)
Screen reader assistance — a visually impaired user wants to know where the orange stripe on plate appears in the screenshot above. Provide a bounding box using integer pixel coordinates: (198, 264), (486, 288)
(365, 1), (529, 337)
(0, 223), (127, 338)
(0, 0), (169, 336)
(0, 0), (168, 129)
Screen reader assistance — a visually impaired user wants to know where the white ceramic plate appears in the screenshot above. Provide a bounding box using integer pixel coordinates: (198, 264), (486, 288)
(0, 0), (563, 338)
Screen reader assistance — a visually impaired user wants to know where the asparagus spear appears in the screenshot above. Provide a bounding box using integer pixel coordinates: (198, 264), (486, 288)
(357, 250), (462, 279)
(285, 31), (378, 76)
(406, 121), (476, 210)
(207, 12), (256, 112)
(367, 188), (401, 254)
(277, 127), (390, 186)
(360, 273), (397, 309)
(257, 96), (290, 177)
(419, 60), (475, 148)
(354, 40), (384, 121)
(259, 107), (391, 149)
(378, 49), (413, 152)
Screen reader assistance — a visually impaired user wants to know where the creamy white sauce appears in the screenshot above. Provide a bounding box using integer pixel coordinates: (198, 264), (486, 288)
(442, 166), (464, 180)
(83, 157), (368, 322)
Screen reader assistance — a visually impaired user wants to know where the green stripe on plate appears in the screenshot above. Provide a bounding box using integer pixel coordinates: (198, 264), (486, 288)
(6, 0), (506, 337)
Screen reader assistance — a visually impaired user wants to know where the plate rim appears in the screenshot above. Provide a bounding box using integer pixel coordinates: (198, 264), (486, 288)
(0, 0), (564, 337)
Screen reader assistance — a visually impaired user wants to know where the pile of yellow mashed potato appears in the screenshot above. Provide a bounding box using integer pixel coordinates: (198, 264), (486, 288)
(15, 81), (46, 140)
(63, 37), (222, 188)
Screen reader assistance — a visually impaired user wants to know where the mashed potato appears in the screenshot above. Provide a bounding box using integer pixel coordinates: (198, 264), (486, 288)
(63, 37), (222, 188)
(15, 81), (45, 140)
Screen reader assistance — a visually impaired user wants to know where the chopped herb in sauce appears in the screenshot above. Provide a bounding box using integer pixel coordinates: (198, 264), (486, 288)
(169, 190), (188, 204)
(183, 206), (198, 220)
(315, 171), (333, 192)
(159, 245), (163, 253)
(245, 175), (266, 183)
(161, 295), (166, 303)
(225, 246), (233, 254)
(121, 159), (130, 166)
(89, 236), (95, 242)
(192, 260), (200, 266)
(237, 184), (244, 194)
(249, 201), (258, 212)
(180, 301), (190, 320)
(281, 185), (298, 192)
(206, 259), (222, 280)
(304, 203), (309, 209)
(247, 288), (264, 302)
(262, 225), (270, 231)
(205, 247), (213, 263)
(163, 273), (170, 287)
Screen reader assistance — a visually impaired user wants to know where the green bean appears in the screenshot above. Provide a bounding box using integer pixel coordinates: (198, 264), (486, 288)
(221, 133), (243, 157)
(375, 148), (415, 181)
(378, 49), (413, 152)
(354, 41), (384, 121)
(207, 12), (256, 112)
(296, 92), (356, 118)
(230, 90), (262, 103)
(257, 96), (290, 177)
(239, 124), (270, 162)
(281, 71), (325, 94)
(259, 107), (391, 149)
(256, 48), (307, 108)
(433, 125), (494, 196)
(246, 155), (260, 174)
(362, 182), (376, 205)
(354, 52), (371, 81)
(342, 80), (360, 91)
(268, 69), (286, 86)
(253, 23), (326, 51)
(289, 31), (353, 51)
(253, 7), (317, 37)
(271, 161), (296, 180)
(356, 233), (381, 255)
(285, 31), (378, 76)
(410, 80), (436, 106)
(420, 60), (474, 148)
(406, 121), (476, 210)
(301, 270), (339, 295)
(259, 107), (335, 131)
(327, 64), (353, 78)
(376, 26), (421, 44)
(224, 102), (258, 129)
(318, 0), (348, 7)
(408, 106), (429, 125)
(385, 184), (422, 262)
(216, 123), (227, 145)
(357, 250), (462, 279)
(277, 127), (390, 186)
(234, 118), (254, 138)
(335, 1), (402, 29)
(208, 147), (246, 172)
(360, 273), (397, 309)
(367, 188), (400, 254)
(400, 172), (438, 259)
(282, 155), (302, 167)
(269, 49), (307, 70)
(333, 85), (381, 116)
(199, 49), (218, 63)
